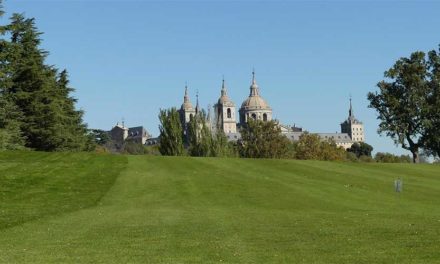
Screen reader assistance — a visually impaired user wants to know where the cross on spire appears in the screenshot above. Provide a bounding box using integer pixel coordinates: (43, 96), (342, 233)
(349, 95), (353, 118)
(250, 69), (259, 96)
(221, 76), (227, 96)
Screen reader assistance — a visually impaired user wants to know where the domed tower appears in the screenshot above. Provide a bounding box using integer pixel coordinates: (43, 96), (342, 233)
(341, 97), (365, 142)
(214, 78), (237, 134)
(239, 71), (272, 125)
(179, 84), (196, 128)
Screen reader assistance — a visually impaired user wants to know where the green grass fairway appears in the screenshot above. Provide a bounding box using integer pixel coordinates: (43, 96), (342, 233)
(1, 153), (440, 263)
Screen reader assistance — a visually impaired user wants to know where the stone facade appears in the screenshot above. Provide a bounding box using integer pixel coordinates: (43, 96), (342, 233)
(340, 98), (365, 143)
(213, 79), (237, 134)
(109, 123), (151, 145)
(176, 71), (365, 149)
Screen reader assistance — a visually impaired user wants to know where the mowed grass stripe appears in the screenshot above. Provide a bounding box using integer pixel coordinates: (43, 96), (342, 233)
(0, 151), (128, 230)
(0, 153), (440, 263)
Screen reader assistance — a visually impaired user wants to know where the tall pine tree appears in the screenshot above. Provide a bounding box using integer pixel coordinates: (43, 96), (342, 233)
(0, 2), (25, 150)
(2, 13), (89, 151)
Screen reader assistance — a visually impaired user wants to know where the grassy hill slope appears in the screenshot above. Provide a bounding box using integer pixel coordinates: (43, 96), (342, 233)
(0, 154), (439, 263)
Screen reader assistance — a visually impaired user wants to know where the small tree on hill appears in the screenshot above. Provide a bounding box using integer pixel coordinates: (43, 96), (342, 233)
(210, 130), (237, 157)
(348, 142), (374, 158)
(295, 132), (321, 160)
(374, 152), (411, 163)
(295, 132), (346, 161)
(187, 111), (212, 157)
(158, 108), (185, 156)
(239, 119), (291, 159)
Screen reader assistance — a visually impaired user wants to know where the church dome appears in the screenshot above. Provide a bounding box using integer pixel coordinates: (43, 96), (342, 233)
(240, 71), (271, 110)
(241, 95), (270, 110)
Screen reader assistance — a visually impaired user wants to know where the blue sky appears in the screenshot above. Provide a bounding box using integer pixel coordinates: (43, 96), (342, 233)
(4, 0), (440, 155)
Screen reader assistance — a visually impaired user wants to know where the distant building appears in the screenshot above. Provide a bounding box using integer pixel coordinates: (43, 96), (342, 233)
(238, 71), (273, 124)
(179, 85), (197, 137)
(109, 123), (151, 146)
(341, 98), (365, 143)
(213, 79), (237, 134)
(175, 71), (366, 150)
(110, 123), (128, 146)
(127, 126), (151, 144)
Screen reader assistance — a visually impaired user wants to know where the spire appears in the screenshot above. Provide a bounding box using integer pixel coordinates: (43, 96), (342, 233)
(221, 76), (227, 96)
(349, 96), (353, 118)
(250, 69), (259, 96)
(184, 83), (189, 103)
(195, 89), (199, 114)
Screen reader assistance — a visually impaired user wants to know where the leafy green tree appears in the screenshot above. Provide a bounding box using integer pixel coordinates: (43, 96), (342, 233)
(368, 47), (440, 163)
(187, 111), (212, 157)
(239, 119), (291, 159)
(347, 142), (373, 158)
(158, 108), (185, 156)
(319, 140), (347, 161)
(210, 130), (237, 157)
(295, 132), (322, 160)
(295, 132), (346, 161)
(423, 47), (440, 158)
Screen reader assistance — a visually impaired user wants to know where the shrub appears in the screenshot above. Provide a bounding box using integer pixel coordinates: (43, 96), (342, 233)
(374, 152), (411, 163)
(359, 155), (375, 163)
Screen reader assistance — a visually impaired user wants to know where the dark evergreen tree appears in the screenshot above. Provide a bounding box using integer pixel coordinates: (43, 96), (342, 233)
(0, 3), (25, 150)
(0, 95), (25, 150)
(54, 70), (90, 150)
(1, 13), (90, 151)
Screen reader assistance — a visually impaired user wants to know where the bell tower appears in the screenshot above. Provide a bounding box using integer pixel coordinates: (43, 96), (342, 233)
(179, 84), (196, 135)
(214, 78), (237, 134)
(341, 97), (365, 142)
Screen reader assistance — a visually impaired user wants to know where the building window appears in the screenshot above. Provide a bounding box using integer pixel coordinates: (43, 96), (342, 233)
(227, 108), (232, 118)
(263, 113), (267, 121)
(190, 114), (193, 121)
(252, 113), (257, 120)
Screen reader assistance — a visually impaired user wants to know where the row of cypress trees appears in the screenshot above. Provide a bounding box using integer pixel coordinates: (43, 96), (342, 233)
(0, 3), (91, 151)
(158, 108), (236, 157)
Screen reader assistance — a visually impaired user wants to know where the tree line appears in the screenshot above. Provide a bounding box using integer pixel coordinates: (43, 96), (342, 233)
(0, 2), (92, 151)
(157, 108), (379, 161)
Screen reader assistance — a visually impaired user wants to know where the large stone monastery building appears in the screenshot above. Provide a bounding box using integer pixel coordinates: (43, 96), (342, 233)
(178, 71), (365, 149)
